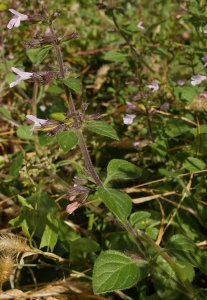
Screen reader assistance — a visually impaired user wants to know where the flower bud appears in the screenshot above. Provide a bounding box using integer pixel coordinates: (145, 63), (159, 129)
(27, 14), (48, 23)
(61, 32), (79, 43)
(50, 10), (60, 21)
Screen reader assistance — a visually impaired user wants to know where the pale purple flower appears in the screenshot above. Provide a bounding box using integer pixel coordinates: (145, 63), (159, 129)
(126, 101), (136, 110)
(202, 55), (207, 68)
(147, 80), (159, 92)
(191, 74), (207, 86)
(7, 9), (28, 29)
(137, 21), (145, 30)
(123, 114), (136, 125)
(203, 25), (207, 34)
(10, 67), (33, 88)
(133, 142), (140, 147)
(177, 79), (187, 86)
(26, 115), (47, 133)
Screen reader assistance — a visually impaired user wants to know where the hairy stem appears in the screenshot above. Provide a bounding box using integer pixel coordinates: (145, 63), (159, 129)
(49, 24), (103, 187)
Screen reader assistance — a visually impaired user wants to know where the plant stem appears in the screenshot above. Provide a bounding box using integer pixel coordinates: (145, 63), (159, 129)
(49, 24), (103, 187)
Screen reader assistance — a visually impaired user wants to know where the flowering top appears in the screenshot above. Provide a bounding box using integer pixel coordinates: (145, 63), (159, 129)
(26, 115), (47, 133)
(7, 9), (28, 29)
(10, 67), (33, 88)
(191, 74), (207, 86)
(147, 80), (159, 92)
(137, 21), (145, 30)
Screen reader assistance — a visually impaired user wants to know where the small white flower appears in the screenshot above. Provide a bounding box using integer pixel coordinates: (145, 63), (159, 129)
(203, 25), (207, 34)
(177, 79), (187, 86)
(10, 67), (33, 88)
(123, 114), (136, 125)
(26, 115), (47, 133)
(147, 80), (159, 92)
(7, 9), (28, 29)
(191, 74), (207, 86)
(40, 105), (46, 112)
(137, 21), (145, 30)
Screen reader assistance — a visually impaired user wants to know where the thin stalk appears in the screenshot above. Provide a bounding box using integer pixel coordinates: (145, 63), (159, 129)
(49, 24), (103, 187)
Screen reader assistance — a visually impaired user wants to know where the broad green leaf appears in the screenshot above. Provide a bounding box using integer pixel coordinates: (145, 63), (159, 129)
(165, 234), (207, 276)
(70, 238), (101, 260)
(105, 159), (142, 184)
(0, 3), (8, 10)
(97, 187), (132, 224)
(9, 215), (30, 236)
(26, 48), (41, 63)
(182, 157), (205, 171)
(50, 112), (66, 121)
(93, 250), (140, 293)
(145, 227), (159, 240)
(36, 46), (52, 64)
(149, 140), (167, 156)
(46, 85), (64, 94)
(62, 78), (81, 93)
(163, 119), (192, 137)
(103, 50), (128, 62)
(130, 211), (151, 229)
(9, 153), (23, 177)
(84, 121), (119, 140)
(39, 213), (59, 251)
(17, 195), (34, 210)
(173, 86), (196, 106)
(56, 131), (78, 153)
(17, 125), (34, 141)
(0, 107), (11, 118)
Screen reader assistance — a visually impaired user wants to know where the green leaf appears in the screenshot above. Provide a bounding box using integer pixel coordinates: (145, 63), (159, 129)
(163, 119), (192, 137)
(105, 159), (142, 184)
(36, 46), (52, 64)
(152, 255), (195, 300)
(9, 216), (30, 236)
(130, 211), (151, 229)
(173, 86), (196, 106)
(145, 227), (159, 240)
(165, 234), (207, 276)
(93, 250), (140, 293)
(62, 78), (81, 93)
(39, 213), (59, 251)
(149, 140), (167, 156)
(182, 157), (205, 171)
(70, 238), (101, 260)
(56, 131), (78, 153)
(84, 120), (119, 140)
(0, 107), (11, 118)
(26, 48), (41, 63)
(158, 168), (183, 178)
(17, 195), (34, 210)
(46, 85), (64, 94)
(97, 187), (132, 224)
(17, 125), (34, 141)
(9, 153), (23, 177)
(103, 50), (128, 62)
